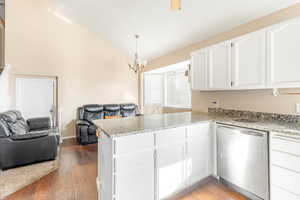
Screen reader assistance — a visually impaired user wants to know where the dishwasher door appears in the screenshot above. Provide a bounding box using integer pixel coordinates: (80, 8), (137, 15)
(217, 124), (269, 200)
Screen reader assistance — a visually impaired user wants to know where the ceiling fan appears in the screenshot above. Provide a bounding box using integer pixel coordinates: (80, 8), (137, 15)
(171, 0), (181, 11)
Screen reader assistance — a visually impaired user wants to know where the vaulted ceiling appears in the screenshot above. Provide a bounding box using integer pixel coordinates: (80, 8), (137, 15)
(52, 0), (297, 61)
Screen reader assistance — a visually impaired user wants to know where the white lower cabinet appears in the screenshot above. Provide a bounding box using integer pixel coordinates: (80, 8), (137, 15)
(156, 123), (212, 199)
(100, 123), (213, 200)
(271, 185), (300, 200)
(270, 133), (300, 200)
(186, 123), (211, 186)
(157, 143), (185, 199)
(114, 150), (155, 200)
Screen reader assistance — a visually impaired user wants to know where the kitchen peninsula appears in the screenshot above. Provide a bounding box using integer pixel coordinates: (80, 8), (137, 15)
(94, 111), (300, 200)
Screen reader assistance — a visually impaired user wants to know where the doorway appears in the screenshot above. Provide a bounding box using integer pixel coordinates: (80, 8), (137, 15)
(14, 75), (58, 127)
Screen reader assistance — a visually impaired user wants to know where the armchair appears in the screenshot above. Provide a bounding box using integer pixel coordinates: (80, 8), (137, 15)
(0, 110), (59, 170)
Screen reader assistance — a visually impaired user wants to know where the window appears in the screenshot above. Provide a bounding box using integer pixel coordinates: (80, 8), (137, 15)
(144, 74), (164, 106)
(165, 70), (191, 108)
(144, 61), (191, 108)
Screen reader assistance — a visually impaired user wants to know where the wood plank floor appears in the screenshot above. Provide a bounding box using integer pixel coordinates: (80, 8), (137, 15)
(5, 140), (247, 200)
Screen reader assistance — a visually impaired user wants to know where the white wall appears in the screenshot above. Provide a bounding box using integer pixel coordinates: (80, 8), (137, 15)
(6, 0), (138, 137)
(0, 65), (11, 112)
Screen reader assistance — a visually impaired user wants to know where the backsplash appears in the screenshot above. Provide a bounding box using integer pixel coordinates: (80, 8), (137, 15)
(208, 108), (300, 124)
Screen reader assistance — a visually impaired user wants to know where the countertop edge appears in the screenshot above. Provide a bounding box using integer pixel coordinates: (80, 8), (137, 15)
(98, 119), (213, 138)
(94, 112), (300, 138)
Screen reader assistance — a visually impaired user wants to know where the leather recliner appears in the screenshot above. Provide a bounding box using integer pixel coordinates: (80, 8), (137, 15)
(0, 110), (59, 170)
(120, 103), (140, 117)
(76, 104), (104, 145)
(104, 104), (121, 118)
(76, 103), (141, 145)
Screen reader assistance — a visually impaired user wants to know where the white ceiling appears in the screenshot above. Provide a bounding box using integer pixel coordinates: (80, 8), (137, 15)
(52, 0), (298, 61)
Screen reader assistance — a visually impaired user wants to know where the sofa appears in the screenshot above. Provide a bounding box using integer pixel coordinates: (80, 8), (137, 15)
(76, 103), (140, 145)
(0, 110), (59, 170)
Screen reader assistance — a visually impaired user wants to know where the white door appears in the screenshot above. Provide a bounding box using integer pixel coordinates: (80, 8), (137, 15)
(186, 123), (211, 186)
(16, 77), (56, 119)
(232, 30), (267, 89)
(115, 149), (155, 200)
(267, 18), (300, 88)
(191, 49), (208, 90)
(208, 41), (232, 90)
(157, 144), (185, 199)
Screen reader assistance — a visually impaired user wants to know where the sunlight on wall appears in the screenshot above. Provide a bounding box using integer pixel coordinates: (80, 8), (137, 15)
(0, 65), (11, 112)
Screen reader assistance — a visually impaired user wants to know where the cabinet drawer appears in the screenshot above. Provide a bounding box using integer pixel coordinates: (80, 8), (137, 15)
(114, 133), (154, 155)
(271, 185), (300, 200)
(271, 150), (300, 173)
(271, 165), (300, 195)
(156, 127), (186, 146)
(271, 135), (300, 156)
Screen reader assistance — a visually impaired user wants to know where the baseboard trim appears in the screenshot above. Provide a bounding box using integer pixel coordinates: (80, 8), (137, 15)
(166, 176), (215, 200)
(62, 136), (76, 140)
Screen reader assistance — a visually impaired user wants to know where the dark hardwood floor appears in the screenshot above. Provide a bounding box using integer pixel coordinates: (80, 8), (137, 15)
(5, 139), (246, 200)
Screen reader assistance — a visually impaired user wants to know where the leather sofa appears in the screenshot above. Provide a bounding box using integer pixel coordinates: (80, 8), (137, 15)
(76, 103), (140, 145)
(0, 110), (59, 170)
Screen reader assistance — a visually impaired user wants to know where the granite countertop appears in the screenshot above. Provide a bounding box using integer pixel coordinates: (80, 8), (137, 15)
(93, 112), (300, 138)
(93, 112), (212, 138)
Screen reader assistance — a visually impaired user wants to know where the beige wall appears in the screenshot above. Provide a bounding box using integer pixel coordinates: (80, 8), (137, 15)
(6, 0), (138, 137)
(146, 3), (300, 115)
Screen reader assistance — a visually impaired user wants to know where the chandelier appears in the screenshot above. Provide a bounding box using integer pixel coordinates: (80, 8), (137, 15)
(128, 35), (147, 74)
(171, 0), (181, 11)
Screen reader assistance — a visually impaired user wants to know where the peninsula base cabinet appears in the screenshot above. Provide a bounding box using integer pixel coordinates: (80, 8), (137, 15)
(98, 122), (213, 200)
(186, 123), (211, 186)
(270, 132), (300, 200)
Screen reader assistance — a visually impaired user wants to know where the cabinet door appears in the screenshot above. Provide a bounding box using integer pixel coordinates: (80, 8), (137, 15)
(157, 144), (185, 199)
(186, 123), (211, 186)
(208, 41), (232, 90)
(232, 30), (266, 89)
(191, 49), (208, 90)
(115, 149), (155, 200)
(267, 18), (300, 88)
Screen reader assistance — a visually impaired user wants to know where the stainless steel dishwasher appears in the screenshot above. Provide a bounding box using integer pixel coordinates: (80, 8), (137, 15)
(217, 124), (269, 200)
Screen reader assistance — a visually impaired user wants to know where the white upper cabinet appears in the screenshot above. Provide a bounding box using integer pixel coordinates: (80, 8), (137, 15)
(267, 18), (300, 88)
(191, 49), (208, 90)
(190, 17), (300, 91)
(207, 41), (232, 90)
(231, 30), (267, 89)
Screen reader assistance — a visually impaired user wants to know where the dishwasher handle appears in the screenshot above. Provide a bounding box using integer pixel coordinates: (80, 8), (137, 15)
(217, 125), (267, 137)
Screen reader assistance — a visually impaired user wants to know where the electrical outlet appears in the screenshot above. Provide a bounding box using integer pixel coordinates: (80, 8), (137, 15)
(296, 103), (300, 113)
(211, 99), (219, 108)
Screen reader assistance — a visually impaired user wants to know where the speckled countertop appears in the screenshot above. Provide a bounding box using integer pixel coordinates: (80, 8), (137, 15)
(93, 112), (300, 138)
